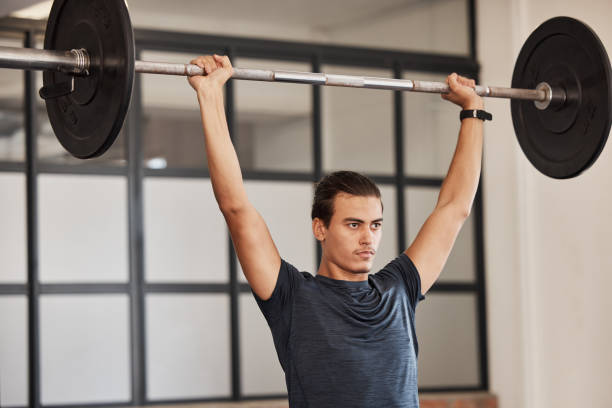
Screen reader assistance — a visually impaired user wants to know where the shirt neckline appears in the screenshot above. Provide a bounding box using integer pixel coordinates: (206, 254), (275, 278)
(315, 273), (371, 290)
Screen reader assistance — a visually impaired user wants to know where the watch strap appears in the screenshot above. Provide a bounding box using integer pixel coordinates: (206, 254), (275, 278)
(460, 109), (493, 121)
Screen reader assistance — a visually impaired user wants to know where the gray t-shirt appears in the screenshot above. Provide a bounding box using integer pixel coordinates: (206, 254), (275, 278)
(253, 253), (425, 408)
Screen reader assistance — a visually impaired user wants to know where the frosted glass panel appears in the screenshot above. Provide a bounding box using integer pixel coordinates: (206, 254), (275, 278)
(0, 296), (28, 407)
(40, 295), (130, 405)
(0, 37), (24, 162)
(235, 58), (312, 172)
(322, 65), (394, 175)
(370, 185), (398, 273)
(403, 71), (460, 177)
(146, 294), (231, 399)
(416, 293), (480, 387)
(405, 187), (475, 282)
(238, 181), (315, 283)
(240, 294), (286, 395)
(327, 0), (469, 54)
(39, 175), (128, 283)
(141, 50), (208, 170)
(0, 173), (26, 283)
(144, 178), (228, 283)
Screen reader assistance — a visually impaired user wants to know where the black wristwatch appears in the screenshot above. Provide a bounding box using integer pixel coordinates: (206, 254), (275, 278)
(459, 109), (493, 122)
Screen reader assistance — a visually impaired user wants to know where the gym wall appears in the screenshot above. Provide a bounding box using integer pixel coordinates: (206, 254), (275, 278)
(479, 1), (612, 408)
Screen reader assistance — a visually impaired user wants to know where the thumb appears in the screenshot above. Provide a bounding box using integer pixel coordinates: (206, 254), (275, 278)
(214, 54), (232, 69)
(214, 55), (234, 81)
(447, 73), (459, 90)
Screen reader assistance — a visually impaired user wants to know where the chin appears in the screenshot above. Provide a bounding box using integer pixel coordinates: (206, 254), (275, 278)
(352, 260), (373, 274)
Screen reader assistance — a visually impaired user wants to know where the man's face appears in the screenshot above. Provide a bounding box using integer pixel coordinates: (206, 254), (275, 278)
(315, 193), (383, 274)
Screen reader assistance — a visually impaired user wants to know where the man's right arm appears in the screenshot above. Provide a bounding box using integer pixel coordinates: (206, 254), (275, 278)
(189, 55), (281, 300)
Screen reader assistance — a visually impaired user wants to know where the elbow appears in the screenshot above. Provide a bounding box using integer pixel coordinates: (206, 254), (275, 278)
(438, 201), (471, 220)
(219, 202), (245, 216)
(458, 206), (471, 219)
(455, 205), (471, 220)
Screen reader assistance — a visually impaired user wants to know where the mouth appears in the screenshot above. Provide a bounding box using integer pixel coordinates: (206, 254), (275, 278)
(356, 250), (375, 260)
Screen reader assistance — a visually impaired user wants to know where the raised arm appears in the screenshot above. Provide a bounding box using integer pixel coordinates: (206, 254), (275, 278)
(188, 55), (281, 300)
(405, 73), (484, 294)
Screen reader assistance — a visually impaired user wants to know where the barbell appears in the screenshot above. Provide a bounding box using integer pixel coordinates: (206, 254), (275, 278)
(0, 0), (611, 179)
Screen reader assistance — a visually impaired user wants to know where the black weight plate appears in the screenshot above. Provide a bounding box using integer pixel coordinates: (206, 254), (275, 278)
(511, 16), (612, 179)
(43, 0), (134, 159)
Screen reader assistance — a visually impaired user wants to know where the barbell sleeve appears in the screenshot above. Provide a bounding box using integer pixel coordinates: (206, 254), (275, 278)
(0, 45), (549, 102)
(0, 45), (88, 74)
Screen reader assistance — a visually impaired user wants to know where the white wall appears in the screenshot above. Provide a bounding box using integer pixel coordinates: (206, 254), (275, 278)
(478, 1), (612, 407)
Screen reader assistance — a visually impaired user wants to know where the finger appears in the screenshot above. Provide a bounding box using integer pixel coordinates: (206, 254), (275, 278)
(212, 54), (222, 69)
(190, 56), (204, 68)
(447, 73), (459, 90)
(203, 55), (217, 70)
(456, 75), (470, 87)
(460, 77), (475, 88)
(205, 55), (217, 74)
(214, 54), (233, 69)
(190, 57), (207, 75)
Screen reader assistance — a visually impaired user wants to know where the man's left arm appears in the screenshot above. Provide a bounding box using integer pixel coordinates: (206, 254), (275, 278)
(404, 73), (484, 295)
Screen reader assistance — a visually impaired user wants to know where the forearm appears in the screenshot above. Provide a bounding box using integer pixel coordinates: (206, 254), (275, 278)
(436, 117), (483, 214)
(197, 89), (248, 212)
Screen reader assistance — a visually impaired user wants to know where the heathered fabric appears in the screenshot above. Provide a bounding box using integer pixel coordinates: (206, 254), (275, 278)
(253, 253), (425, 408)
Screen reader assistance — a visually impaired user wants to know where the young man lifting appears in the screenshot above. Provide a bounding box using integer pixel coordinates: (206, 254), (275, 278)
(188, 54), (484, 408)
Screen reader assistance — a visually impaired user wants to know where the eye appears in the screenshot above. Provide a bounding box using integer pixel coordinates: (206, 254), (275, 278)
(348, 223), (359, 229)
(372, 222), (382, 230)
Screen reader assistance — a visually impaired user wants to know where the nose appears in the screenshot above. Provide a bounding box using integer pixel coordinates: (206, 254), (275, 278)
(359, 227), (374, 246)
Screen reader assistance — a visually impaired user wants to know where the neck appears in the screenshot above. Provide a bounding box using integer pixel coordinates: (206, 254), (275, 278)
(317, 253), (369, 282)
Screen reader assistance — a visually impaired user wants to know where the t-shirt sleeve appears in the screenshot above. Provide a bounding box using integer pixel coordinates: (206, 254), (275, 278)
(252, 258), (305, 326)
(375, 253), (425, 308)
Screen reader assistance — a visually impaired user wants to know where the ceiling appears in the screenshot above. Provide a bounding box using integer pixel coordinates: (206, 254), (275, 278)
(126, 0), (425, 32)
(2, 0), (437, 34)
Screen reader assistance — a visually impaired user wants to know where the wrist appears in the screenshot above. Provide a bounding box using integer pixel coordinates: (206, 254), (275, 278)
(462, 97), (484, 110)
(197, 87), (224, 104)
(463, 102), (485, 110)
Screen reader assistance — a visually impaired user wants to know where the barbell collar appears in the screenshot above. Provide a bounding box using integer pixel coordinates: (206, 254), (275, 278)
(533, 82), (567, 110)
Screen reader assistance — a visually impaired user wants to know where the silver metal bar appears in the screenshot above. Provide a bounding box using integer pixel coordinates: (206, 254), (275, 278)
(0, 45), (549, 102)
(0, 45), (88, 74)
(135, 61), (548, 102)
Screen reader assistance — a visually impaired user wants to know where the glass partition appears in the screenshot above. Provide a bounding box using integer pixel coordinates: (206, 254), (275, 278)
(234, 57), (313, 173)
(146, 294), (231, 400)
(416, 293), (480, 387)
(0, 37), (25, 162)
(322, 65), (394, 175)
(40, 295), (131, 405)
(405, 186), (476, 282)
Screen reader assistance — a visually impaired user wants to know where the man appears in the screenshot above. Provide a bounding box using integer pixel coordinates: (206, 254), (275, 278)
(188, 54), (484, 407)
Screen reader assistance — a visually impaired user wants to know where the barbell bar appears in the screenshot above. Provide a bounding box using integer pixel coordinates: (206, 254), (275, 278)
(0, 45), (552, 103)
(0, 0), (610, 179)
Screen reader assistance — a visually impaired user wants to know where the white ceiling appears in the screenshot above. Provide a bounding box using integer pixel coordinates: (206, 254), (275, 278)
(0, 0), (44, 17)
(127, 0), (423, 32)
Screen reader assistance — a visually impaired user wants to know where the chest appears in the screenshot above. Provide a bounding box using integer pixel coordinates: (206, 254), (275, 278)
(290, 283), (413, 349)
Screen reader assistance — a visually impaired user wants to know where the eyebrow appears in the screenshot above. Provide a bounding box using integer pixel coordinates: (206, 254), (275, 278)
(342, 217), (384, 223)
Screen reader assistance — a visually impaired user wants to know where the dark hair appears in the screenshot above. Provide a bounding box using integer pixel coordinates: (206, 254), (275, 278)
(311, 171), (382, 227)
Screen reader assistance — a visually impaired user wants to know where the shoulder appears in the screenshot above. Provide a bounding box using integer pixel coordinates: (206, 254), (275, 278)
(258, 258), (312, 301)
(373, 253), (419, 280)
(372, 253), (425, 304)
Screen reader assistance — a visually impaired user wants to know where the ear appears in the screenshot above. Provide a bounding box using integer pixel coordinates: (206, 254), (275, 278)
(312, 218), (327, 242)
